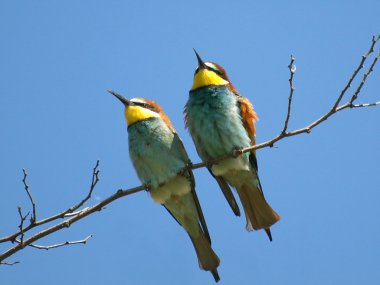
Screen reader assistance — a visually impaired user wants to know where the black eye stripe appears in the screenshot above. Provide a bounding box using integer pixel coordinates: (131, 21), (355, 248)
(194, 66), (223, 76)
(133, 102), (147, 107)
(207, 66), (223, 75)
(133, 102), (159, 112)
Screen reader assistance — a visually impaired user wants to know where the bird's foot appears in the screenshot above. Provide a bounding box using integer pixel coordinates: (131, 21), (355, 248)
(186, 160), (193, 169)
(178, 161), (193, 176)
(143, 183), (152, 192)
(232, 147), (243, 158)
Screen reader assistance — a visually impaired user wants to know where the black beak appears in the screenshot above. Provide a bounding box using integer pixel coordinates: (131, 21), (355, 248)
(193, 48), (206, 69)
(108, 90), (132, 106)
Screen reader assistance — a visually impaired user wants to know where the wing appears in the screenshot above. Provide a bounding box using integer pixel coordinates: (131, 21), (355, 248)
(248, 152), (265, 196)
(174, 132), (212, 244)
(237, 95), (264, 196)
(188, 169), (211, 244)
(207, 168), (241, 216)
(236, 95), (259, 147)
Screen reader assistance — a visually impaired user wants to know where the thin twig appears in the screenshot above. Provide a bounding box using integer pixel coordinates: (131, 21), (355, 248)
(282, 55), (296, 134)
(0, 185), (145, 263)
(0, 261), (20, 266)
(64, 207), (90, 217)
(17, 206), (29, 246)
(0, 161), (100, 244)
(15, 235), (93, 250)
(22, 169), (36, 223)
(69, 160), (100, 211)
(351, 101), (380, 108)
(332, 35), (380, 110)
(349, 48), (380, 105)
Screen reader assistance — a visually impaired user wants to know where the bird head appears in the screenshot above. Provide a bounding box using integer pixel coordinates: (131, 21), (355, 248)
(191, 49), (238, 93)
(109, 90), (174, 129)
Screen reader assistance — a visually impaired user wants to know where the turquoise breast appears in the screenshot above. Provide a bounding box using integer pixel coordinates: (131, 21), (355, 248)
(128, 118), (188, 188)
(186, 86), (251, 160)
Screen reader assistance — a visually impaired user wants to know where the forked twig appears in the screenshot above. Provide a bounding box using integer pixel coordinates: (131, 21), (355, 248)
(282, 55), (296, 134)
(22, 169), (36, 223)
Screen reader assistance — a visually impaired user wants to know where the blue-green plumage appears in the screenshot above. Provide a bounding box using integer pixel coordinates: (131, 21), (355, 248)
(185, 56), (280, 238)
(186, 86), (251, 161)
(107, 92), (221, 282)
(128, 118), (188, 188)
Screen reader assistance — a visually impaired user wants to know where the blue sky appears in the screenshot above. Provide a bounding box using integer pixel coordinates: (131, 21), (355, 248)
(1, 1), (379, 284)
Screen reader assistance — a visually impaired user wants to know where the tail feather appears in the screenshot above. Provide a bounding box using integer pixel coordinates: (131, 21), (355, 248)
(208, 169), (240, 216)
(190, 233), (220, 282)
(237, 184), (280, 236)
(265, 228), (273, 242)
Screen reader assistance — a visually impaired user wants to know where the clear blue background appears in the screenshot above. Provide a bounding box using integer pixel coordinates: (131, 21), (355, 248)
(1, 1), (379, 284)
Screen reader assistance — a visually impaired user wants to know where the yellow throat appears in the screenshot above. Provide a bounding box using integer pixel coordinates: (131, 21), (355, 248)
(191, 68), (229, 90)
(124, 105), (159, 126)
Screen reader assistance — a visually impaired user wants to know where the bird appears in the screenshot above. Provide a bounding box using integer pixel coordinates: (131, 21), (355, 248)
(184, 50), (280, 241)
(109, 90), (220, 282)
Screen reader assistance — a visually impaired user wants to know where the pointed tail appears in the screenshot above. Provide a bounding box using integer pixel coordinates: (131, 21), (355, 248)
(190, 232), (220, 282)
(237, 184), (280, 240)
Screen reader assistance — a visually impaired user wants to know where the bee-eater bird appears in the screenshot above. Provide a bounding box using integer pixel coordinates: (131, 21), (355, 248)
(184, 50), (280, 241)
(109, 90), (220, 282)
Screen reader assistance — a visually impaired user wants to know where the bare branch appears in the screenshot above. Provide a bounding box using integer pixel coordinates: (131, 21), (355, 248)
(332, 35), (380, 110)
(0, 161), (101, 244)
(22, 169), (36, 223)
(63, 207), (90, 217)
(17, 206), (29, 246)
(0, 261), (20, 266)
(0, 185), (145, 263)
(15, 235), (93, 250)
(349, 47), (380, 104)
(351, 101), (380, 108)
(282, 55), (296, 134)
(70, 160), (100, 211)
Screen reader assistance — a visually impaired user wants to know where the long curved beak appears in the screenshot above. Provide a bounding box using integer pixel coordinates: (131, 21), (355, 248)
(193, 48), (206, 69)
(108, 90), (131, 106)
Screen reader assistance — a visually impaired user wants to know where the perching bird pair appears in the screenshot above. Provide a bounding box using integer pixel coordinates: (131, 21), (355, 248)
(109, 50), (280, 282)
